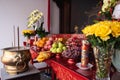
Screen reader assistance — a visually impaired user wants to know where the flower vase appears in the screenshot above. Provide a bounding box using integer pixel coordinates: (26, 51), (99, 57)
(93, 46), (114, 80)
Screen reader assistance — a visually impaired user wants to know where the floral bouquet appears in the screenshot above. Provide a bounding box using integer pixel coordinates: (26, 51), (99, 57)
(82, 20), (120, 47)
(97, 0), (118, 20)
(22, 29), (35, 39)
(82, 20), (120, 79)
(27, 9), (43, 28)
(82, 20), (120, 48)
(27, 9), (47, 38)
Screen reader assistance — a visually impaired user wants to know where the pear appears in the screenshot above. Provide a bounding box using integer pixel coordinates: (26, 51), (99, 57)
(58, 42), (64, 48)
(51, 48), (57, 53)
(56, 48), (63, 53)
(52, 42), (58, 48)
(63, 46), (67, 50)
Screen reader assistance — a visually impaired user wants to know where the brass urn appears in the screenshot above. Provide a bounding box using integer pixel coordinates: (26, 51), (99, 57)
(1, 47), (31, 75)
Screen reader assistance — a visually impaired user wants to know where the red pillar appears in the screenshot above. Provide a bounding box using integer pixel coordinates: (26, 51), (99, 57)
(48, 0), (50, 32)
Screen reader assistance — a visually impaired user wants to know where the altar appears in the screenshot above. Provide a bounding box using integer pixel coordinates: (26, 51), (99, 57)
(29, 46), (119, 80)
(46, 58), (94, 80)
(47, 58), (120, 80)
(30, 47), (93, 80)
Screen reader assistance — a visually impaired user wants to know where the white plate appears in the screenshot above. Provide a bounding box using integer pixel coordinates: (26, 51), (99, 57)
(76, 62), (93, 70)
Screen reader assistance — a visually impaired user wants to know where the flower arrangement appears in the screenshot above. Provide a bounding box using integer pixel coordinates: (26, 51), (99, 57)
(22, 29), (35, 38)
(82, 20), (120, 79)
(27, 9), (43, 28)
(82, 20), (120, 48)
(101, 0), (117, 12)
(82, 0), (120, 79)
(27, 9), (47, 38)
(97, 0), (118, 20)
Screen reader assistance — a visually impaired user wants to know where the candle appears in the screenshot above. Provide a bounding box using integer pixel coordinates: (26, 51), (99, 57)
(81, 40), (90, 68)
(17, 27), (20, 49)
(13, 26), (15, 47)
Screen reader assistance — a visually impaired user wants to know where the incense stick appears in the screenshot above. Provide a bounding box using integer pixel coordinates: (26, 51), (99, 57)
(13, 26), (15, 47)
(17, 27), (20, 49)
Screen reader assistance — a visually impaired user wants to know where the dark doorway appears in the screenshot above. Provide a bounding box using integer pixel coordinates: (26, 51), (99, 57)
(71, 0), (99, 33)
(53, 0), (99, 33)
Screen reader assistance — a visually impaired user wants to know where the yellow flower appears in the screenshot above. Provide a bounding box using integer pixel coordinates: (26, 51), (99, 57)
(82, 20), (120, 46)
(111, 21), (120, 38)
(100, 36), (110, 41)
(22, 30), (35, 38)
(94, 22), (111, 41)
(82, 24), (96, 36)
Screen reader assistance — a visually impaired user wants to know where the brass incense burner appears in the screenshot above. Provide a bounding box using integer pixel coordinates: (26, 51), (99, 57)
(1, 47), (31, 75)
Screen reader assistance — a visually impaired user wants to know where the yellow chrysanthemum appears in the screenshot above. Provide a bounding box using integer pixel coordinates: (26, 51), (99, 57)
(22, 30), (35, 35)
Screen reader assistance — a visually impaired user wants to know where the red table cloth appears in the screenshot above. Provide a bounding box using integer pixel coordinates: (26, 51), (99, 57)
(30, 47), (120, 80)
(46, 57), (95, 80)
(30, 47), (96, 80)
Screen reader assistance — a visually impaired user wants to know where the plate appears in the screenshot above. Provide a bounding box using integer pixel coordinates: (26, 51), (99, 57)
(76, 62), (93, 70)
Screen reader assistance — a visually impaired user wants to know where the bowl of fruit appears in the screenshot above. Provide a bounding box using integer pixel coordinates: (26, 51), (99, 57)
(50, 38), (67, 59)
(62, 36), (82, 63)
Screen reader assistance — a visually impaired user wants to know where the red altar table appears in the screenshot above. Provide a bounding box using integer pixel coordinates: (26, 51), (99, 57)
(46, 57), (95, 80)
(29, 33), (120, 80)
(30, 47), (120, 80)
(30, 47), (95, 80)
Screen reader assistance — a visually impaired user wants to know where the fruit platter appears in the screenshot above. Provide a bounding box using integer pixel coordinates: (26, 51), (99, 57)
(29, 34), (87, 63)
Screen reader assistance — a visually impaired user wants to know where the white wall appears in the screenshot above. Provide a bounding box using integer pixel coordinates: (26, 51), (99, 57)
(50, 0), (60, 34)
(0, 0), (60, 69)
(0, 0), (48, 68)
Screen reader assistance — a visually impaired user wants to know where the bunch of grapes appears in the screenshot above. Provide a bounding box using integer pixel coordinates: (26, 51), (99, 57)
(65, 36), (82, 47)
(62, 46), (81, 59)
(62, 36), (82, 59)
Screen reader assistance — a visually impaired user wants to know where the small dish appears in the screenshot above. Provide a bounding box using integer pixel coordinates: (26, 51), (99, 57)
(76, 62), (93, 70)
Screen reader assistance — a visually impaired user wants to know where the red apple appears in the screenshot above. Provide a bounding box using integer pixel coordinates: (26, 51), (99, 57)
(48, 45), (52, 49)
(49, 37), (54, 41)
(46, 40), (52, 45)
(44, 45), (48, 49)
